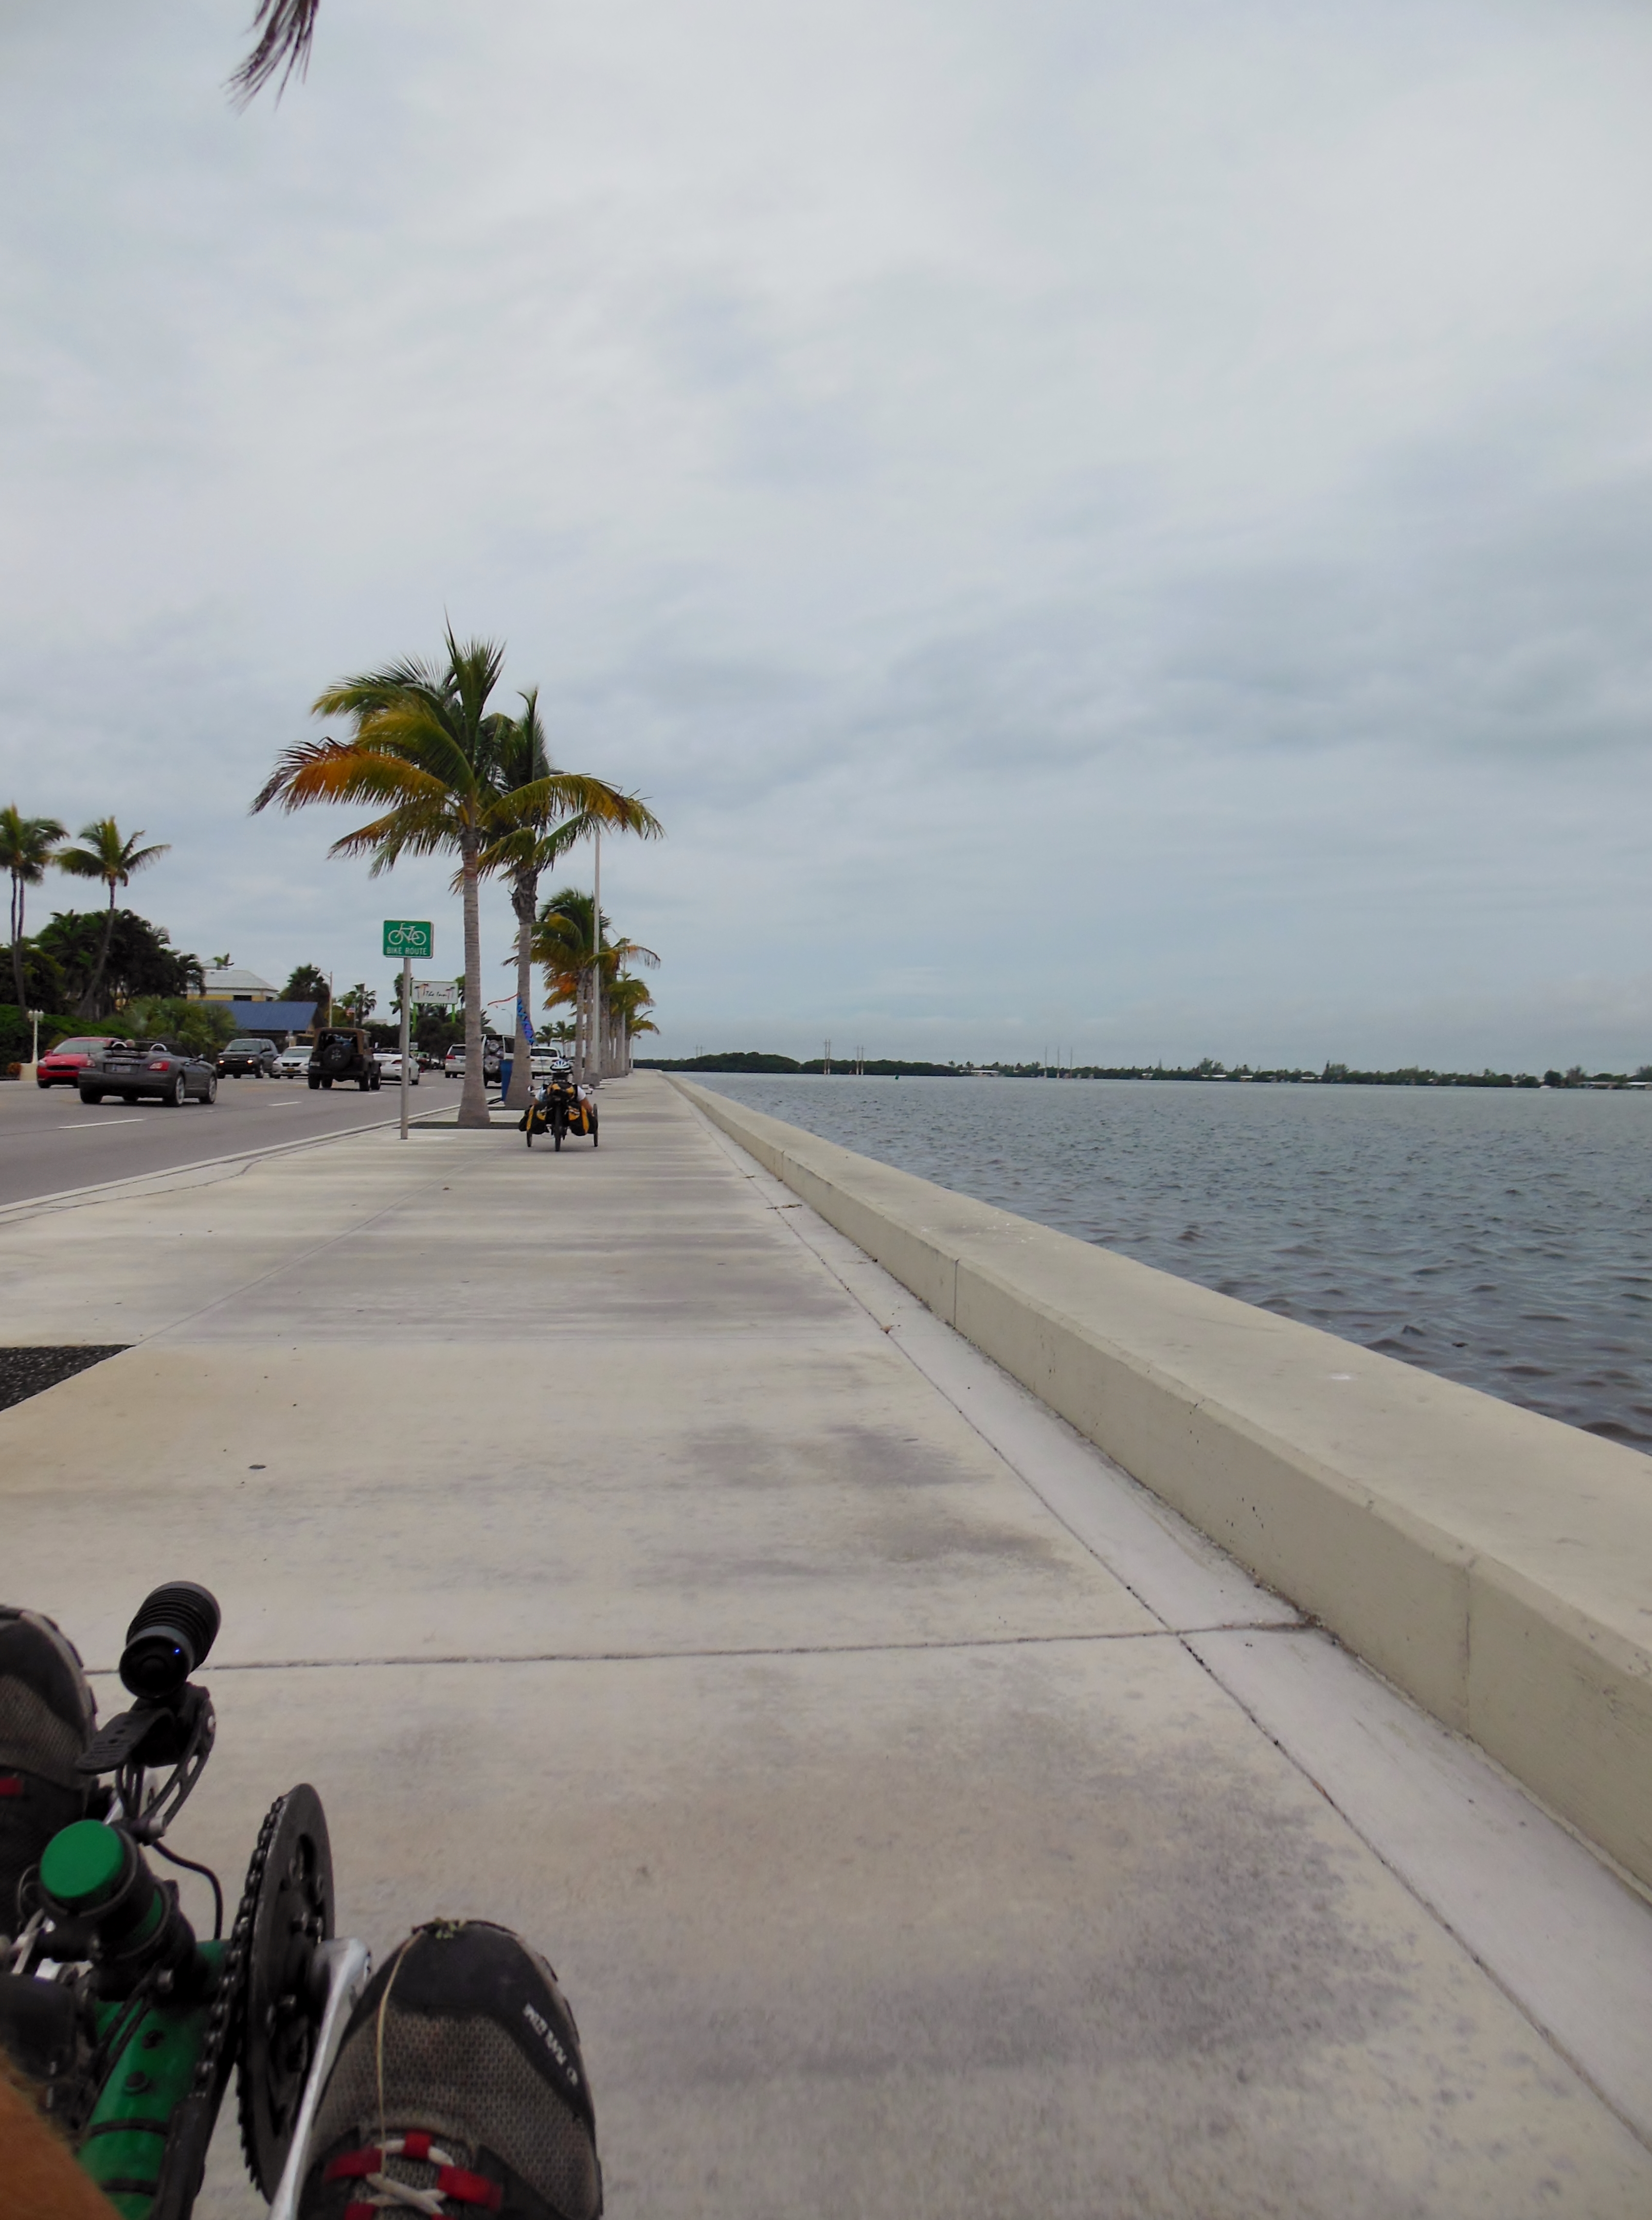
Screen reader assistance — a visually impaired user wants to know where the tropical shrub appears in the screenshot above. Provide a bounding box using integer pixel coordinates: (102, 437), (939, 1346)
(0, 1003), (78, 1064)
(121, 998), (240, 1055)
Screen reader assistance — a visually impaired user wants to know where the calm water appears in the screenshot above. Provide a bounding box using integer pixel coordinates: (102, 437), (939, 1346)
(698, 1075), (1652, 1449)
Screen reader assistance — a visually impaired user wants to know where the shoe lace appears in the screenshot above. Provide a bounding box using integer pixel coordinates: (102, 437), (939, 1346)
(324, 2131), (503, 2214)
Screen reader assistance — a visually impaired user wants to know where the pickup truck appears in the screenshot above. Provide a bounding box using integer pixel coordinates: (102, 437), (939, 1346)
(306, 1028), (382, 1092)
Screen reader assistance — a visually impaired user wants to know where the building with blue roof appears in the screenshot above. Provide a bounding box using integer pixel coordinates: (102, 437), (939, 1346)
(221, 1000), (319, 1042)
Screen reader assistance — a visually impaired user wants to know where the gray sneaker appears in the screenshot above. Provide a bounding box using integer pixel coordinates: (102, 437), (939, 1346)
(297, 1919), (602, 2220)
(0, 1605), (97, 1944)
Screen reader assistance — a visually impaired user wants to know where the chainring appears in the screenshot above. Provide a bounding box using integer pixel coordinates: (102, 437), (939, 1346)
(236, 1782), (334, 2197)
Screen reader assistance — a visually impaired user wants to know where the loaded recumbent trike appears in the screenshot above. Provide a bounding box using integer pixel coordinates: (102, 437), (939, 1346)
(0, 1584), (370, 2220)
(520, 1073), (598, 1152)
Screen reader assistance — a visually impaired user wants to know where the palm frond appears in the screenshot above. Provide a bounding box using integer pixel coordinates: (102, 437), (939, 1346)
(311, 662), (448, 720)
(605, 936), (661, 970)
(56, 820), (169, 884)
(252, 738), (451, 816)
(327, 799), (468, 870)
(0, 808), (67, 870)
(228, 0), (321, 107)
(444, 631), (508, 735)
(351, 706), (487, 802)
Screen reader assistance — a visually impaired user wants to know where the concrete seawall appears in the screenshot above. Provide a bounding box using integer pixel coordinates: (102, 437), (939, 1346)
(674, 1078), (1652, 1892)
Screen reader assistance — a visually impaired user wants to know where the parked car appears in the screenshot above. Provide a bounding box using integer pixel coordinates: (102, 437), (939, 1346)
(217, 1036), (279, 1078)
(79, 1040), (217, 1107)
(374, 1050), (419, 1086)
(272, 1043), (312, 1077)
(529, 1052), (571, 1080)
(444, 1048), (466, 1078)
(306, 1028), (381, 1092)
(35, 1036), (122, 1089)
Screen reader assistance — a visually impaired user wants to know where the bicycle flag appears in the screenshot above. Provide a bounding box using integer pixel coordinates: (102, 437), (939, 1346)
(516, 997), (536, 1046)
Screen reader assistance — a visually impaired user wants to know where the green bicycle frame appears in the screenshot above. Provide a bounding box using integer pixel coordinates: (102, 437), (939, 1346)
(77, 1945), (225, 2220)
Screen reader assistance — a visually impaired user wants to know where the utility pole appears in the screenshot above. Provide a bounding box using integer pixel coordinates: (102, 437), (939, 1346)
(824, 1038), (832, 1075)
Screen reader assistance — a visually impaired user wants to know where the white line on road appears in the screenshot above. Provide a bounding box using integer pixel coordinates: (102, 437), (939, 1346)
(58, 1117), (145, 1129)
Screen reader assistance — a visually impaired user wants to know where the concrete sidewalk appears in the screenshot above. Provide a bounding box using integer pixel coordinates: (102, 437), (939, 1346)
(2, 1075), (1650, 2217)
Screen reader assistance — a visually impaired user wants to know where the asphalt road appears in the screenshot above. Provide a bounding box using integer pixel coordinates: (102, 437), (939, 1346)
(0, 1068), (461, 1209)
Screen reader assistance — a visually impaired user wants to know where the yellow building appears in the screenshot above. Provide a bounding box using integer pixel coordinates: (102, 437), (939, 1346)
(193, 966), (278, 1003)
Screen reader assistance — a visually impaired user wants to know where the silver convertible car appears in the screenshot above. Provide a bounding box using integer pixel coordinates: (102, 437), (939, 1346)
(78, 1039), (218, 1107)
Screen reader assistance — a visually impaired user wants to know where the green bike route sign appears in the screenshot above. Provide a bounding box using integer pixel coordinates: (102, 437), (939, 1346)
(382, 919), (433, 960)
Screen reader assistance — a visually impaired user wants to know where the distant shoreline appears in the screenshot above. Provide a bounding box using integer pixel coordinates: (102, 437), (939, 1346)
(638, 1053), (1652, 1090)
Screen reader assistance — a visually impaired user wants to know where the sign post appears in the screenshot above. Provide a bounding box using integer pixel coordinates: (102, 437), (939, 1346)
(383, 924), (433, 1141)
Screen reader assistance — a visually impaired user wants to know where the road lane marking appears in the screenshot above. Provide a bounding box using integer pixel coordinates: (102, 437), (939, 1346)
(58, 1117), (145, 1128)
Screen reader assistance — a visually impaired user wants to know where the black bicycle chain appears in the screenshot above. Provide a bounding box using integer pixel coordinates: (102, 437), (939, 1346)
(148, 1789), (287, 2220)
(200, 1789), (285, 2110)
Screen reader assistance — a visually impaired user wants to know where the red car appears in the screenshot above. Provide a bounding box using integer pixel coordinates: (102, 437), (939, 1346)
(35, 1035), (123, 1089)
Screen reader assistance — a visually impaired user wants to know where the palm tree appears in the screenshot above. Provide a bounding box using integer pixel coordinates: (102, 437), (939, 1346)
(479, 691), (662, 1107)
(1, 806), (66, 1013)
(252, 630), (511, 1128)
(534, 891), (659, 1080)
(56, 820), (170, 1018)
(605, 974), (658, 1075)
(282, 963), (330, 1016)
(533, 891), (601, 1017)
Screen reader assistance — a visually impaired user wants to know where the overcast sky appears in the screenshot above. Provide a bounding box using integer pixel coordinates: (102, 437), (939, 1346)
(3, 0), (1651, 1067)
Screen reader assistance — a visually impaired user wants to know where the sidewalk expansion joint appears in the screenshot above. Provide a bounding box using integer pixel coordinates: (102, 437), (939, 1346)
(81, 1623), (1310, 1676)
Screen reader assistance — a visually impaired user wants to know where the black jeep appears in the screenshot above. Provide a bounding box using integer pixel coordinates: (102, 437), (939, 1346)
(306, 1028), (381, 1092)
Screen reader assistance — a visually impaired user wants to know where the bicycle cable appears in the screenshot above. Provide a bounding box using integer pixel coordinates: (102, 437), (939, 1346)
(151, 1841), (225, 1941)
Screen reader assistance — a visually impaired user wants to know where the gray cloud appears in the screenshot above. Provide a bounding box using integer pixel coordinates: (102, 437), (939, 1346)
(1, 0), (1650, 1066)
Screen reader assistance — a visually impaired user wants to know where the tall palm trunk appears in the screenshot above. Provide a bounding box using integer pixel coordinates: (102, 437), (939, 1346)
(458, 847), (489, 1128)
(79, 881), (118, 1018)
(9, 873), (26, 1013)
(506, 870), (537, 1110)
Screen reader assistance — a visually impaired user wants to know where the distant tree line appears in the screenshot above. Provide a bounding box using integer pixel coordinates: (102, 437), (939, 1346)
(638, 1052), (961, 1076)
(636, 1051), (1652, 1088)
